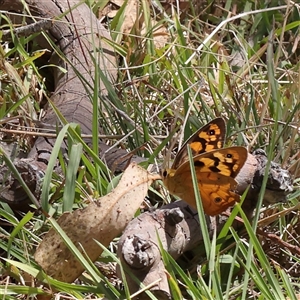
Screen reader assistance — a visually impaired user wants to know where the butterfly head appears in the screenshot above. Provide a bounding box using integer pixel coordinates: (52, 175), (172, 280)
(161, 168), (177, 192)
(161, 168), (174, 181)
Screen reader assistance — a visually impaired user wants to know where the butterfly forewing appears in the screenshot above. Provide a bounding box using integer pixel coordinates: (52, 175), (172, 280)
(171, 118), (226, 169)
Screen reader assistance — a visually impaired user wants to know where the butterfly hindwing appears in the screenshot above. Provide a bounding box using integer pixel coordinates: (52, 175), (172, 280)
(198, 174), (241, 215)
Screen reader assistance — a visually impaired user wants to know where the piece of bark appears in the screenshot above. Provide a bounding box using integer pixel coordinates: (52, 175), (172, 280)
(247, 149), (293, 205)
(117, 201), (204, 300)
(117, 151), (293, 298)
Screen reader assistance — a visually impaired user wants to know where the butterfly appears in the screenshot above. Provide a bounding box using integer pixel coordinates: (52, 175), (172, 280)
(162, 118), (248, 216)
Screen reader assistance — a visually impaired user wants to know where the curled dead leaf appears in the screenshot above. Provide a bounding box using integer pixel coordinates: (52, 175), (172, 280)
(34, 162), (160, 282)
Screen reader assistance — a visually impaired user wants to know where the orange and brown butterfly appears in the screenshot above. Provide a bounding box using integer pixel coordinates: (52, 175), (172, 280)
(162, 118), (248, 216)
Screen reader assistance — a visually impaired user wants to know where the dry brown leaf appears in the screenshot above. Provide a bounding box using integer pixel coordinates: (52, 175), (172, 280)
(100, 0), (169, 48)
(34, 162), (160, 282)
(121, 1), (169, 48)
(119, 0), (138, 34)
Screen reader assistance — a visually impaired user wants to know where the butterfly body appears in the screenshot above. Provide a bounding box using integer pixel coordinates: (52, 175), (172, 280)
(162, 118), (248, 216)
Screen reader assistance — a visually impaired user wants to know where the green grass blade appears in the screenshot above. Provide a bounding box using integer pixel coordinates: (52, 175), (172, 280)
(62, 143), (83, 212)
(40, 124), (70, 212)
(236, 206), (286, 299)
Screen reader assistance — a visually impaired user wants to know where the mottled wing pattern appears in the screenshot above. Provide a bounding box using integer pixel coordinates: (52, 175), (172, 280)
(184, 146), (248, 178)
(163, 169), (241, 216)
(171, 118), (226, 169)
(162, 118), (248, 216)
(166, 147), (248, 215)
